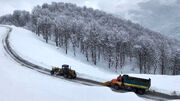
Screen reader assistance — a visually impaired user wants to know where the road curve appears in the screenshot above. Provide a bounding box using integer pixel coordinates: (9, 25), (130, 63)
(1, 26), (180, 101)
(2, 26), (103, 86)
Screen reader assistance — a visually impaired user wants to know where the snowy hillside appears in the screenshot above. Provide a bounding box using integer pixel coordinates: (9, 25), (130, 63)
(0, 26), (147, 101)
(0, 0), (180, 101)
(1, 2), (180, 75)
(7, 26), (180, 96)
(8, 26), (118, 82)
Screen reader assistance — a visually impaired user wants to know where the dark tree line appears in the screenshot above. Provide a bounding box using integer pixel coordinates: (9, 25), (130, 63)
(1, 2), (180, 75)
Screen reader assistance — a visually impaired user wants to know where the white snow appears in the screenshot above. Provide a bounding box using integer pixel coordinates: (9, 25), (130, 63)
(1, 25), (180, 101)
(7, 26), (180, 95)
(9, 26), (118, 82)
(0, 26), (146, 101)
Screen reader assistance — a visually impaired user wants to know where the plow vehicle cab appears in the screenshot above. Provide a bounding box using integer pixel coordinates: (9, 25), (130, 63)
(50, 64), (77, 79)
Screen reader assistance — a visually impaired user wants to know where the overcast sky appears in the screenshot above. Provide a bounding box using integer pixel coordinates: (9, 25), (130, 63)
(0, 0), (147, 17)
(0, 0), (176, 20)
(0, 0), (179, 37)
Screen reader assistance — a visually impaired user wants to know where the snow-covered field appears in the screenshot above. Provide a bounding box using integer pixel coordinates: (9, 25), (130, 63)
(0, 26), (147, 101)
(7, 26), (180, 96)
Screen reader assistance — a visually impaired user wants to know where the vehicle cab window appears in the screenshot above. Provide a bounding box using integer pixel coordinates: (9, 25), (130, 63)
(117, 75), (122, 81)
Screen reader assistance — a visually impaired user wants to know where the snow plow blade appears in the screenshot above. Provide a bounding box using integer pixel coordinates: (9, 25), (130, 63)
(103, 81), (111, 86)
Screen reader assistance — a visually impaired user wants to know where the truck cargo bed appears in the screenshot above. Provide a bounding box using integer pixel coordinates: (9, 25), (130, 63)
(122, 75), (151, 89)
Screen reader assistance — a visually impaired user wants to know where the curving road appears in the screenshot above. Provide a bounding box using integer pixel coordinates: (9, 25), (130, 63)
(1, 26), (180, 101)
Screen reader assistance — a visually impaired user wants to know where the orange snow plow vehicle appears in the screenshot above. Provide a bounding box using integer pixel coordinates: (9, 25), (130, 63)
(103, 75), (151, 94)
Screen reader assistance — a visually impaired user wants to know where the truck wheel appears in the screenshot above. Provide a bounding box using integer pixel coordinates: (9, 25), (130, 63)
(59, 73), (63, 76)
(63, 74), (68, 78)
(72, 75), (76, 79)
(133, 88), (138, 93)
(126, 86), (132, 91)
(50, 71), (54, 75)
(73, 75), (76, 79)
(114, 84), (120, 90)
(68, 75), (72, 79)
(137, 89), (145, 95)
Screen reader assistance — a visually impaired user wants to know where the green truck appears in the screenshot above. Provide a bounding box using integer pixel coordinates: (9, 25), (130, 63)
(103, 75), (151, 94)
